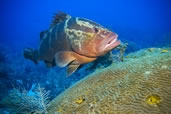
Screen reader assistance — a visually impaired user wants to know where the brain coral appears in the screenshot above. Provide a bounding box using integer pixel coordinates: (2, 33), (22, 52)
(47, 48), (171, 114)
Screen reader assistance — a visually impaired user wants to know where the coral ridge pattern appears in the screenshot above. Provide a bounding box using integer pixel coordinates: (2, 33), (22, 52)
(47, 48), (171, 114)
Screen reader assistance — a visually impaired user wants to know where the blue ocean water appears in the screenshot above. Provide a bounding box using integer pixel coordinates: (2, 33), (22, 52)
(1, 0), (171, 50)
(0, 0), (170, 113)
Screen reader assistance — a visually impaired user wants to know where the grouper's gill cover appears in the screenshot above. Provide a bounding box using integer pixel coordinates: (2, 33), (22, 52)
(23, 12), (120, 76)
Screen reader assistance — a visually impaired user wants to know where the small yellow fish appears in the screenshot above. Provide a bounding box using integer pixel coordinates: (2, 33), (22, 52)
(161, 49), (169, 53)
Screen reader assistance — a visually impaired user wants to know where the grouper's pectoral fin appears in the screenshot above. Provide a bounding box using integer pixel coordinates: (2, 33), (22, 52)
(55, 51), (97, 76)
(67, 61), (80, 76)
(55, 51), (76, 67)
(55, 51), (80, 76)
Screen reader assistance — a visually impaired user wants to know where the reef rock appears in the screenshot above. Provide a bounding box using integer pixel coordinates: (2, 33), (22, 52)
(47, 48), (171, 114)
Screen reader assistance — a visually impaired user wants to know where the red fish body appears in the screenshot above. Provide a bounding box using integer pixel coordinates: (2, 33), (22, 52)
(24, 12), (120, 76)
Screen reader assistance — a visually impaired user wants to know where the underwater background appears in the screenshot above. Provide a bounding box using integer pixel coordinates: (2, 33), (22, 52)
(0, 0), (171, 113)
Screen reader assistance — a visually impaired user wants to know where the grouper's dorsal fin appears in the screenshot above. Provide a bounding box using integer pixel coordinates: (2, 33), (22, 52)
(50, 11), (71, 27)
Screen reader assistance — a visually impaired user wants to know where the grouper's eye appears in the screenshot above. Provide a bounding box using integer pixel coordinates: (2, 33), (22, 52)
(94, 27), (99, 33)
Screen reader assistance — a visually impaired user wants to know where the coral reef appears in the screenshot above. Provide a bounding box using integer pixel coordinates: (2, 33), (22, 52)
(47, 48), (171, 114)
(1, 43), (170, 113)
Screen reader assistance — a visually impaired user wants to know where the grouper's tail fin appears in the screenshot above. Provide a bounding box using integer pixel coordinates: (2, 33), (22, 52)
(24, 48), (39, 64)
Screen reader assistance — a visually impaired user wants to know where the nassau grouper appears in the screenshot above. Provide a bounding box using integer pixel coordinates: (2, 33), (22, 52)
(24, 12), (120, 76)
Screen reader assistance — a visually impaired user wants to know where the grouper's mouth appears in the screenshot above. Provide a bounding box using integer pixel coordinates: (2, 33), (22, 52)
(104, 34), (120, 51)
(96, 33), (120, 53)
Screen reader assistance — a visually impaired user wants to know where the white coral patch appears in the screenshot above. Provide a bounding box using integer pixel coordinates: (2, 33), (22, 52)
(144, 71), (151, 80)
(161, 65), (167, 69)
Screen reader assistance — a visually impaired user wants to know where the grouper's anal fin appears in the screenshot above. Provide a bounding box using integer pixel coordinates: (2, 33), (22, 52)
(44, 60), (56, 68)
(50, 11), (71, 28)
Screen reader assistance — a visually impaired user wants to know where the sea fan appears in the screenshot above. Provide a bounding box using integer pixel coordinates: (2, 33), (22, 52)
(34, 84), (50, 114)
(1, 84), (50, 114)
